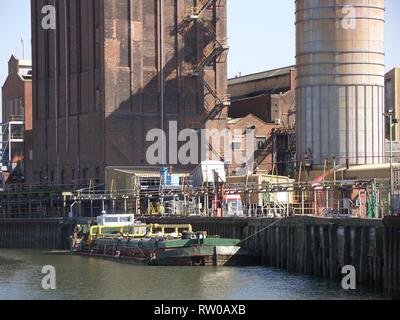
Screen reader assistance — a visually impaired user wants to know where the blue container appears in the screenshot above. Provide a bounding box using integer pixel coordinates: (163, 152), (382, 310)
(160, 167), (169, 186)
(170, 175), (180, 186)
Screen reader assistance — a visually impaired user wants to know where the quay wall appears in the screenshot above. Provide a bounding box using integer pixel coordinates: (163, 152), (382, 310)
(146, 216), (398, 296)
(0, 218), (71, 249)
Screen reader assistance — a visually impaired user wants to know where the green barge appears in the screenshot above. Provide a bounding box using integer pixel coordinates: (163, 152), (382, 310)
(72, 214), (257, 266)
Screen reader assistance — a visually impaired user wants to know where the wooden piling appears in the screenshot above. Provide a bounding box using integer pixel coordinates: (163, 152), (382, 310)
(329, 224), (338, 281)
(313, 225), (321, 276)
(353, 227), (362, 281)
(322, 226), (329, 279)
(343, 226), (352, 267)
(359, 227), (369, 285)
(304, 225), (312, 275)
(394, 226), (399, 293)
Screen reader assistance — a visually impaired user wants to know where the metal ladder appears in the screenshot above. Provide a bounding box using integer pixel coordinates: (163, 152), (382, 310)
(187, 1), (230, 123)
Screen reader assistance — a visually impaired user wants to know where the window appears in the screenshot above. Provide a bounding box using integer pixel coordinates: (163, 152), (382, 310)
(14, 98), (19, 115)
(19, 98), (24, 116)
(105, 217), (119, 223)
(9, 99), (13, 118)
(232, 141), (242, 150)
(119, 217), (131, 223)
(256, 137), (268, 150)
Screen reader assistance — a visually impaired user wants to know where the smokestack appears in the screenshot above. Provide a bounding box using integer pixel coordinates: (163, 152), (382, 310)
(296, 0), (385, 166)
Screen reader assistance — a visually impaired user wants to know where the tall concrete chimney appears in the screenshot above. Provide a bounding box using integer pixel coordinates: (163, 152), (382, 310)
(296, 0), (385, 167)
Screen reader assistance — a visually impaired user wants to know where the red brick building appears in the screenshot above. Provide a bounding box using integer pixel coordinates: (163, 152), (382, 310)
(1, 55), (33, 184)
(227, 67), (297, 177)
(227, 114), (277, 175)
(30, 0), (228, 186)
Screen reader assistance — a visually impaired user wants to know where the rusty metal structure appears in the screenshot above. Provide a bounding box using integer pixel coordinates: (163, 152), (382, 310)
(29, 0), (228, 186)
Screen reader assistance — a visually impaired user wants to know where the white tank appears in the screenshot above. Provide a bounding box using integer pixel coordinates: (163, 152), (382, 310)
(296, 0), (385, 166)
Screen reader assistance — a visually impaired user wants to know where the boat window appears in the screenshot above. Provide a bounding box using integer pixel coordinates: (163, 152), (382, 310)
(105, 217), (119, 223)
(119, 217), (131, 223)
(153, 227), (163, 234)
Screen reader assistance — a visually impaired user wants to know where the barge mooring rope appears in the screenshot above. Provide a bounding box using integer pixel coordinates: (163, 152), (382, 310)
(238, 218), (287, 245)
(218, 218), (288, 266)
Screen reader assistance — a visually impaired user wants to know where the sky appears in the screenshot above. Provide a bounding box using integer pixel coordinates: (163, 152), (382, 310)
(0, 0), (399, 108)
(227, 0), (400, 78)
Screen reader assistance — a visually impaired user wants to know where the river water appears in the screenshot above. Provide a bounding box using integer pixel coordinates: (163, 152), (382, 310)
(0, 249), (390, 300)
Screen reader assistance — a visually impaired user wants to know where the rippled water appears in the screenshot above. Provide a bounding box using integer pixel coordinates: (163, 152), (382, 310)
(0, 249), (389, 300)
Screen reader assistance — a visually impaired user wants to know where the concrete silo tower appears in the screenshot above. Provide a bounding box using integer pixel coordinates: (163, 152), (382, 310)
(296, 0), (385, 167)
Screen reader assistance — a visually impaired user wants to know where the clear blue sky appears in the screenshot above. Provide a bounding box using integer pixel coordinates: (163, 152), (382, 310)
(228, 0), (400, 78)
(0, 0), (399, 107)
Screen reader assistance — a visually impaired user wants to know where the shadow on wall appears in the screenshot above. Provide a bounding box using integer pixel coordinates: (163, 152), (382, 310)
(104, 13), (226, 170)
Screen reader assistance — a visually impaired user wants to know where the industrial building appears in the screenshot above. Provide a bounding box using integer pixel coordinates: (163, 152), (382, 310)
(227, 115), (276, 175)
(227, 66), (296, 177)
(2, 0), (394, 220)
(228, 66), (296, 125)
(29, 0), (228, 186)
(296, 0), (386, 168)
(1, 56), (33, 184)
(226, 115), (290, 176)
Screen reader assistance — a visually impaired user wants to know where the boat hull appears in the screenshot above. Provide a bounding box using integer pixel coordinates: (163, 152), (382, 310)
(74, 238), (259, 267)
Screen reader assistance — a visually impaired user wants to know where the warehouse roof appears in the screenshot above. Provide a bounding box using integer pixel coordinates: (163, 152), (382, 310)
(228, 66), (295, 86)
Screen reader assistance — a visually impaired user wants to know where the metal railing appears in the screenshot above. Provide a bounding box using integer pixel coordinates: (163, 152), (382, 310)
(7, 115), (24, 122)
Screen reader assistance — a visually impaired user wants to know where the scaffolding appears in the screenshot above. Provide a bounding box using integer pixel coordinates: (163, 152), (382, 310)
(0, 115), (25, 183)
